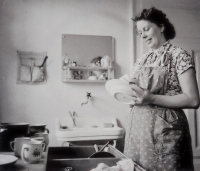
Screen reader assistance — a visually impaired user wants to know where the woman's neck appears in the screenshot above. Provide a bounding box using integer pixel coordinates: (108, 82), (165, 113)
(152, 37), (167, 50)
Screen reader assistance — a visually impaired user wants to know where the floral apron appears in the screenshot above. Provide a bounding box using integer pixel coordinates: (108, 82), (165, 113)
(124, 45), (194, 171)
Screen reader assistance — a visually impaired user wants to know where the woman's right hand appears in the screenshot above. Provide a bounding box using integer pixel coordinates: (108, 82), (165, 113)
(128, 78), (138, 108)
(128, 78), (154, 107)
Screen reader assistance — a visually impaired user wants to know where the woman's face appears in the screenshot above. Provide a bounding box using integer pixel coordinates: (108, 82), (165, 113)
(136, 20), (166, 50)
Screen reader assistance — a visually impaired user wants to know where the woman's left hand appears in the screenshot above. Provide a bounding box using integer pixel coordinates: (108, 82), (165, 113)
(130, 83), (154, 106)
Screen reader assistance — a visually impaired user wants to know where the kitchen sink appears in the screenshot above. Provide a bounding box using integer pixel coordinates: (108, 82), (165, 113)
(55, 117), (124, 145)
(45, 145), (145, 171)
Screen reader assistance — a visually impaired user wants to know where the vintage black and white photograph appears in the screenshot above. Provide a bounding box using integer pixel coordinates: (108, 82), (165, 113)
(0, 0), (200, 170)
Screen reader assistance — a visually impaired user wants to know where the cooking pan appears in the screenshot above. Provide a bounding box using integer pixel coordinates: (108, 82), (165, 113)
(4, 122), (29, 129)
(88, 141), (115, 158)
(0, 123), (29, 151)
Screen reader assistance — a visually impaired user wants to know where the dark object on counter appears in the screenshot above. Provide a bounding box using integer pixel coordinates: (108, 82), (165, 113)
(0, 123), (29, 152)
(45, 146), (120, 171)
(0, 123), (9, 128)
(88, 141), (113, 158)
(88, 151), (115, 158)
(3, 123), (29, 132)
(45, 145), (146, 171)
(28, 124), (49, 137)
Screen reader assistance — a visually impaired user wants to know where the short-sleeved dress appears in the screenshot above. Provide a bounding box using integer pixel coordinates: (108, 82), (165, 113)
(124, 41), (194, 171)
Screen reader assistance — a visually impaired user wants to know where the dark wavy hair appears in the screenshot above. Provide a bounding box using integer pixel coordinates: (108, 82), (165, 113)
(133, 7), (176, 40)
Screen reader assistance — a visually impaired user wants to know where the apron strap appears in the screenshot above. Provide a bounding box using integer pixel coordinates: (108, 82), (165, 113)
(141, 43), (172, 74)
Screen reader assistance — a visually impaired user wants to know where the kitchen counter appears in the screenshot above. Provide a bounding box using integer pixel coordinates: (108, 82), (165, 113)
(0, 152), (46, 171)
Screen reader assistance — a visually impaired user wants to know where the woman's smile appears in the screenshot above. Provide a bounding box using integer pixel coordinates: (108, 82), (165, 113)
(145, 38), (152, 44)
(136, 20), (166, 49)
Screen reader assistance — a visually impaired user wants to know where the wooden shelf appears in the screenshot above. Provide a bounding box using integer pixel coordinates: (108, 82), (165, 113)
(62, 66), (114, 83)
(62, 79), (107, 83)
(63, 66), (113, 71)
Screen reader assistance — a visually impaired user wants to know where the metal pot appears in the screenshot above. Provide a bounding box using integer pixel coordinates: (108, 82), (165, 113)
(0, 123), (29, 151)
(5, 123), (29, 131)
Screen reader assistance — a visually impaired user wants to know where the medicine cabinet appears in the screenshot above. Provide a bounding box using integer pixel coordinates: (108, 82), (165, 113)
(61, 34), (114, 83)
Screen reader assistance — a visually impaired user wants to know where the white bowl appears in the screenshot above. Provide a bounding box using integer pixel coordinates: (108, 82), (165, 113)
(105, 79), (133, 104)
(88, 76), (98, 80)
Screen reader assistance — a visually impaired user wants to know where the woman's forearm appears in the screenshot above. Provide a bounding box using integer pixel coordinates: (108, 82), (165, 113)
(130, 69), (199, 109)
(151, 93), (199, 109)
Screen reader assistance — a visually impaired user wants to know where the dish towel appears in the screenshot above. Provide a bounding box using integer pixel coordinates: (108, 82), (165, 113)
(90, 159), (134, 171)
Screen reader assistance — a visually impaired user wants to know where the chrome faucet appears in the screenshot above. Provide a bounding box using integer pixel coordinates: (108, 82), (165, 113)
(81, 92), (92, 107)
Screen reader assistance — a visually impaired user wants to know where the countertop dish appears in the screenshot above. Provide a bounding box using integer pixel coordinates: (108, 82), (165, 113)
(0, 154), (18, 166)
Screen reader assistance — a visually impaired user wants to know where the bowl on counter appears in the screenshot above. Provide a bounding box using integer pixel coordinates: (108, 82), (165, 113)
(28, 124), (49, 137)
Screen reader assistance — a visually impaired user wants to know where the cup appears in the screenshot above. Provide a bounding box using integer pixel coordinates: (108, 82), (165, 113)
(34, 132), (49, 151)
(31, 136), (46, 151)
(31, 137), (45, 144)
(10, 137), (31, 157)
(21, 140), (45, 164)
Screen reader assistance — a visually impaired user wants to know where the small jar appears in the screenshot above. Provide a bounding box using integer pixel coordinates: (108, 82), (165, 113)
(103, 56), (111, 68)
(100, 58), (105, 67)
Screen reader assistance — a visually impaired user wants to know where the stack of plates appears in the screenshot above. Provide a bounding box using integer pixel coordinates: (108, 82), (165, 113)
(105, 79), (133, 104)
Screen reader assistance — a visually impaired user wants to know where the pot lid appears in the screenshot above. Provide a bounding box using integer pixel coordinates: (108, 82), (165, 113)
(29, 124), (46, 127)
(6, 123), (29, 126)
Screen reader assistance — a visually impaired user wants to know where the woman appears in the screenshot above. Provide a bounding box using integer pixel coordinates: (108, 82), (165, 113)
(123, 8), (200, 171)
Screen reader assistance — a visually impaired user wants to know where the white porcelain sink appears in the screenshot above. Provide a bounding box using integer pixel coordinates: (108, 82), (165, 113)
(55, 117), (124, 144)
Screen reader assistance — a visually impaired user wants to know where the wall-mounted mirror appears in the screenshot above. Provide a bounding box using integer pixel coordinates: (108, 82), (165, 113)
(61, 34), (115, 82)
(62, 34), (114, 66)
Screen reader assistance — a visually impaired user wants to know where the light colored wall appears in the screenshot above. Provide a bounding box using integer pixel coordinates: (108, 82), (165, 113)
(0, 0), (134, 148)
(136, 0), (200, 54)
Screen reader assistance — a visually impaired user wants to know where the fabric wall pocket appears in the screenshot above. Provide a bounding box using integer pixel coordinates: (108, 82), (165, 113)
(20, 65), (32, 82)
(32, 56), (48, 83)
(32, 67), (44, 82)
(17, 51), (48, 85)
